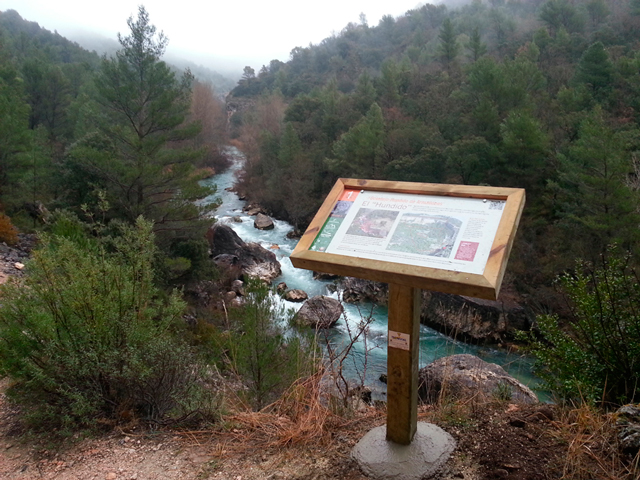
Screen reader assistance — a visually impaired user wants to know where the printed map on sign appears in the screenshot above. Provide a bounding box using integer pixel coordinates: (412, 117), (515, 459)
(310, 189), (505, 276)
(387, 214), (462, 258)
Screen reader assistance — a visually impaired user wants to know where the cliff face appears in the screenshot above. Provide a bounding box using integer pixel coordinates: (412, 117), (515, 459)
(339, 278), (532, 344)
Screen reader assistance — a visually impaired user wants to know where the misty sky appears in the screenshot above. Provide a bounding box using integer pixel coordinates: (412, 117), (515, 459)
(2, 0), (428, 73)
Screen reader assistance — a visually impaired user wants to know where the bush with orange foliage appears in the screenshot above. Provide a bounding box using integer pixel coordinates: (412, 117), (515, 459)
(0, 214), (18, 246)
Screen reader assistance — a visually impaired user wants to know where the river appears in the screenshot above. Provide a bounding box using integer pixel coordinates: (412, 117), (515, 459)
(200, 147), (541, 400)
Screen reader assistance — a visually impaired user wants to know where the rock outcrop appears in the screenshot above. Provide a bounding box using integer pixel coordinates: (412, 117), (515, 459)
(243, 203), (266, 216)
(421, 291), (532, 343)
(338, 278), (530, 343)
(206, 224), (281, 283)
(418, 354), (538, 405)
(295, 296), (344, 329)
(0, 234), (36, 285)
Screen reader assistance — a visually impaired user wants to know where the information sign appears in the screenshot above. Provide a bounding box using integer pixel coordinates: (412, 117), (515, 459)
(291, 179), (525, 300)
(310, 189), (506, 276)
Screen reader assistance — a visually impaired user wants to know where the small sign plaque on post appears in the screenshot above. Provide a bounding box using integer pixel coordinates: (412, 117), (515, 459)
(291, 178), (525, 445)
(388, 331), (410, 351)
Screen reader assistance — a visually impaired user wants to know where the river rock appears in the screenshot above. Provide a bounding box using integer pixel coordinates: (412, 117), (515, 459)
(244, 262), (281, 283)
(206, 224), (281, 283)
(276, 282), (288, 294)
(285, 289), (308, 302)
(243, 203), (266, 216)
(418, 354), (538, 405)
(615, 404), (640, 455)
(295, 295), (344, 329)
(254, 213), (274, 230)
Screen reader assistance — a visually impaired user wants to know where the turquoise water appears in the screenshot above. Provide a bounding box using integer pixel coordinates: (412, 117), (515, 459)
(200, 147), (543, 400)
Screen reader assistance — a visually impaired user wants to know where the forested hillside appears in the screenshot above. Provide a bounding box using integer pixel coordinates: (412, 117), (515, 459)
(0, 8), (229, 281)
(230, 0), (640, 304)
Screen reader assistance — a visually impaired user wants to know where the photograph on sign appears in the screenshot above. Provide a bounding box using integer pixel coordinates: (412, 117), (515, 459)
(309, 189), (505, 276)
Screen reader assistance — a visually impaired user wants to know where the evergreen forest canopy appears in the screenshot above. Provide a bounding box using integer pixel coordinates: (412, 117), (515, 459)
(0, 6), (230, 281)
(230, 0), (640, 296)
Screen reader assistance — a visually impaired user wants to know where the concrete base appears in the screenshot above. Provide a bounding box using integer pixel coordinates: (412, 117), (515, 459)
(351, 423), (456, 480)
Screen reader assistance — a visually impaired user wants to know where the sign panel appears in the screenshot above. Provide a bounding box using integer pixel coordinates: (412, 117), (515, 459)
(291, 178), (525, 300)
(309, 189), (506, 276)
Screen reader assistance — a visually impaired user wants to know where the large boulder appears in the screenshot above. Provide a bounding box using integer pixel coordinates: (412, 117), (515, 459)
(254, 213), (274, 230)
(418, 354), (538, 405)
(420, 291), (532, 343)
(206, 224), (281, 283)
(295, 296), (344, 329)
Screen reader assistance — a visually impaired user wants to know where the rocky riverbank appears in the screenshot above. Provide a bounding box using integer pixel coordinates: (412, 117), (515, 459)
(339, 278), (532, 344)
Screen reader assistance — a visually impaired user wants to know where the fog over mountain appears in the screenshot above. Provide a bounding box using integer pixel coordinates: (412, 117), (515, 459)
(0, 0), (436, 75)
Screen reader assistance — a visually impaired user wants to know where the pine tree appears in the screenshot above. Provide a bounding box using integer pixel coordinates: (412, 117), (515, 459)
(438, 18), (460, 67)
(67, 6), (211, 241)
(574, 41), (612, 98)
(326, 103), (385, 179)
(466, 28), (487, 62)
(0, 65), (32, 206)
(554, 109), (640, 258)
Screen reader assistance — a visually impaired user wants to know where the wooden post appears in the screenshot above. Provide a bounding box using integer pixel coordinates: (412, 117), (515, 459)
(386, 283), (421, 445)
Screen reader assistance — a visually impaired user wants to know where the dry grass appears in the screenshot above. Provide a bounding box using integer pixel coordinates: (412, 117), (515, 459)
(550, 403), (640, 480)
(207, 369), (384, 455)
(168, 367), (639, 480)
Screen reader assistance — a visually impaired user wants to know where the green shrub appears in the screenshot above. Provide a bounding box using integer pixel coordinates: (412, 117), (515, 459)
(0, 217), (217, 430)
(525, 250), (640, 406)
(226, 280), (318, 410)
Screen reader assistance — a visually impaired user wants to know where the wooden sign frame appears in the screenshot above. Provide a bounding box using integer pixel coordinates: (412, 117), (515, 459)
(290, 178), (525, 300)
